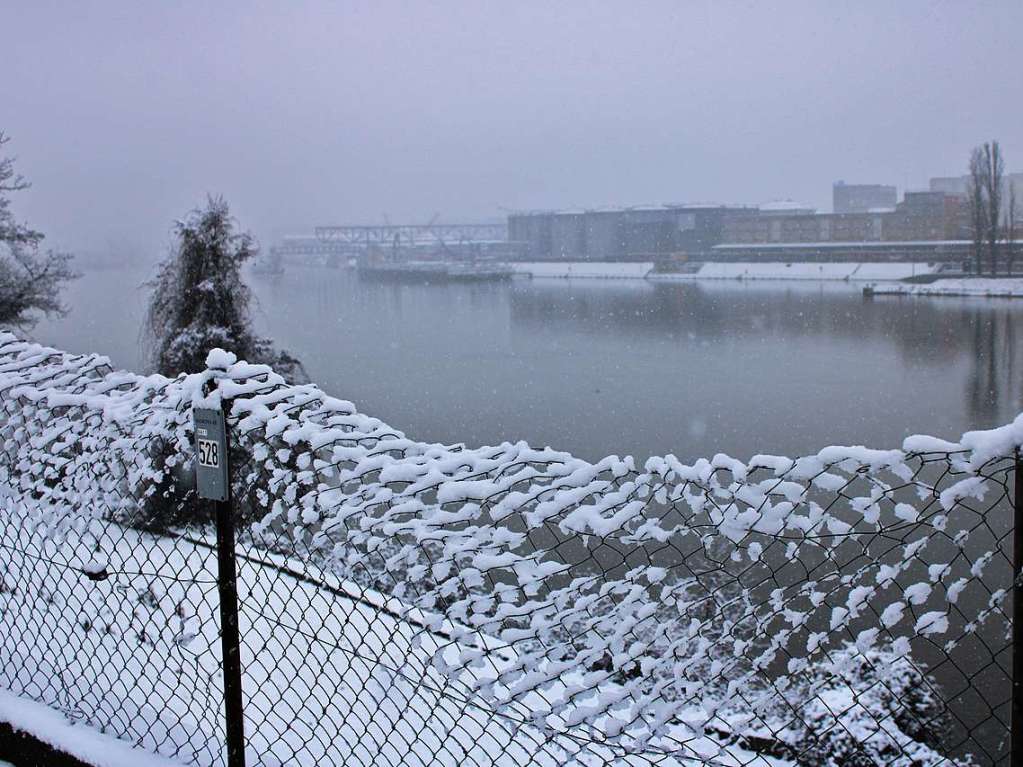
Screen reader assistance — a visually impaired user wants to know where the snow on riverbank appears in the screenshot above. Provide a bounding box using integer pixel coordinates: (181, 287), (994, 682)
(866, 278), (1023, 298)
(649, 262), (940, 282)
(513, 261), (941, 282)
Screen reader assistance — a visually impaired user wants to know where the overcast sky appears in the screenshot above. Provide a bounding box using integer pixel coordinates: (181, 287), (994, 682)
(3, 0), (1021, 257)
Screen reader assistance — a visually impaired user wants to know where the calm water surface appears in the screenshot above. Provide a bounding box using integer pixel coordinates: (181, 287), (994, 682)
(32, 264), (1023, 463)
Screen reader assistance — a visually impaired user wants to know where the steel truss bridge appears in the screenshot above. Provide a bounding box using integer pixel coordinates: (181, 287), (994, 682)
(313, 223), (507, 247)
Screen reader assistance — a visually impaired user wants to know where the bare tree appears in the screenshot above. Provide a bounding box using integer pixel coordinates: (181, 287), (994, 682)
(1007, 181), (1018, 277)
(967, 141), (1007, 276)
(967, 147), (986, 276)
(982, 140), (1004, 276)
(0, 132), (76, 328)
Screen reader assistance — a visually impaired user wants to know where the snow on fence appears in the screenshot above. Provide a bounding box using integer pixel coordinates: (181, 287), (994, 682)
(1, 329), (1021, 767)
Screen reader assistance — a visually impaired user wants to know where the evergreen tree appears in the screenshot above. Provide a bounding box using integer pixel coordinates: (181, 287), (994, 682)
(145, 196), (305, 380)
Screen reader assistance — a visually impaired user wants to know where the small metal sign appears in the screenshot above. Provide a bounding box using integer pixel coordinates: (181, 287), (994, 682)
(194, 407), (230, 501)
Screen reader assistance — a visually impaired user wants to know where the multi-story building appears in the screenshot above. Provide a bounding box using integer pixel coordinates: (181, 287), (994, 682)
(507, 178), (985, 262)
(929, 172), (1023, 203)
(833, 182), (897, 214)
(507, 205), (748, 261)
(884, 191), (965, 240)
(722, 207), (886, 244)
(929, 176), (969, 197)
(721, 191), (965, 245)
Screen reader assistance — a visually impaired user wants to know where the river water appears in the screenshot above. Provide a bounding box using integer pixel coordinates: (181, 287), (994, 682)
(32, 262), (1023, 463)
(27, 263), (1023, 759)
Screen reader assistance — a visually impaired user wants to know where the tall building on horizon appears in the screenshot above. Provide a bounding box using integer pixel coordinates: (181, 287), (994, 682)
(832, 181), (898, 214)
(930, 172), (1023, 201)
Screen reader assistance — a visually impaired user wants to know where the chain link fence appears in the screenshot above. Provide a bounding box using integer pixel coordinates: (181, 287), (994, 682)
(0, 329), (1020, 766)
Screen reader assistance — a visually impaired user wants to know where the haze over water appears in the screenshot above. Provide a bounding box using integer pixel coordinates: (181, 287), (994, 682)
(32, 266), (1023, 463)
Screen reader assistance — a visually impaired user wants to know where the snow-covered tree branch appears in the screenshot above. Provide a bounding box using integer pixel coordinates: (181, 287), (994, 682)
(0, 132), (76, 328)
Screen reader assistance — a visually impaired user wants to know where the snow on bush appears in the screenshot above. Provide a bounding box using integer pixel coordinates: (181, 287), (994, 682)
(1, 330), (1019, 765)
(792, 643), (973, 767)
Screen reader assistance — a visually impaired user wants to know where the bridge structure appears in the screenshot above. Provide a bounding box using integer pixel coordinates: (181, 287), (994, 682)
(271, 238), (350, 258)
(313, 223), (508, 247)
(270, 222), (517, 265)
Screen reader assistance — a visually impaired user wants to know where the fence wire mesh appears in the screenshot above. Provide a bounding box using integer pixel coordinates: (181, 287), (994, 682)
(0, 329), (1019, 767)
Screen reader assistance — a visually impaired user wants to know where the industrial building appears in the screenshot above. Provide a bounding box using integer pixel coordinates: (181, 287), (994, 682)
(506, 205), (751, 261)
(721, 191), (964, 246)
(508, 180), (973, 264)
(273, 171), (1011, 269)
(832, 182), (897, 214)
(930, 171), (1023, 201)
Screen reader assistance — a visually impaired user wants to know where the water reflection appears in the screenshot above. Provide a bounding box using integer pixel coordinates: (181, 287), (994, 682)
(510, 280), (1023, 429)
(511, 281), (982, 357)
(964, 306), (1020, 422)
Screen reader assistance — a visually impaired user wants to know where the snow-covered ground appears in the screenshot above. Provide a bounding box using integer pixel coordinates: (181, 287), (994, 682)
(512, 261), (942, 282)
(0, 689), (182, 767)
(649, 262), (940, 282)
(866, 278), (1023, 298)
(2, 332), (1014, 767)
(0, 502), (784, 767)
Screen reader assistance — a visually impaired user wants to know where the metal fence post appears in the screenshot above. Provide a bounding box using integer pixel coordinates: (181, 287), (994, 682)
(197, 398), (247, 767)
(1014, 449), (1023, 767)
(215, 466), (246, 766)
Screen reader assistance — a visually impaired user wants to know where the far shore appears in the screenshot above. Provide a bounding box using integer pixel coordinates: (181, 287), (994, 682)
(865, 277), (1023, 299)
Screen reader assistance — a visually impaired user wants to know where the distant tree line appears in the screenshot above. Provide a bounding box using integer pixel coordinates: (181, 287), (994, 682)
(967, 140), (1019, 276)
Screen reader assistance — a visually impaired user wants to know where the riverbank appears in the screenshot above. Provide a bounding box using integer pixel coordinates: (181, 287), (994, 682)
(651, 261), (940, 282)
(511, 261), (941, 282)
(866, 278), (1023, 298)
(511, 261), (654, 279)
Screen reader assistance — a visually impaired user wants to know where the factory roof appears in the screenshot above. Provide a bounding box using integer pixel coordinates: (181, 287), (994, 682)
(509, 202), (755, 216)
(759, 200), (815, 213)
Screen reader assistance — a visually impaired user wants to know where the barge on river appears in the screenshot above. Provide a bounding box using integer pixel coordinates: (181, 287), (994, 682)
(357, 258), (515, 283)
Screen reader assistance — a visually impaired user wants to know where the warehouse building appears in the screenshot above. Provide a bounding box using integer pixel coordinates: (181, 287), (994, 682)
(507, 180), (976, 264)
(507, 205), (749, 261)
